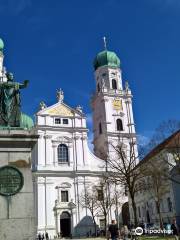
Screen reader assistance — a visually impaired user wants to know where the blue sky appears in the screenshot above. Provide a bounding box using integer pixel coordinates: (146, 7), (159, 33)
(0, 0), (180, 143)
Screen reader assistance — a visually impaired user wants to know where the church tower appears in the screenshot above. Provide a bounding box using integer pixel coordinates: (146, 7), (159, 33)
(91, 41), (136, 159)
(0, 38), (8, 82)
(0, 38), (5, 81)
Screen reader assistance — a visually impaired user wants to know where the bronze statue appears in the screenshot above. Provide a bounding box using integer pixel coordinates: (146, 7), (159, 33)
(0, 72), (29, 127)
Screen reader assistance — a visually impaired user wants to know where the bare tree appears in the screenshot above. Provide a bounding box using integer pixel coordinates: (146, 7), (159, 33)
(140, 156), (169, 229)
(105, 137), (141, 227)
(145, 128), (180, 184)
(165, 130), (180, 166)
(94, 178), (118, 236)
(79, 189), (99, 236)
(144, 119), (180, 156)
(79, 179), (120, 237)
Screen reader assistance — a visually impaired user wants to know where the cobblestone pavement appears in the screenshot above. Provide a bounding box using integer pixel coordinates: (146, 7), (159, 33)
(52, 238), (106, 240)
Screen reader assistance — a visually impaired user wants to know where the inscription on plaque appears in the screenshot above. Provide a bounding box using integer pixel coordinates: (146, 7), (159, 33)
(0, 166), (24, 196)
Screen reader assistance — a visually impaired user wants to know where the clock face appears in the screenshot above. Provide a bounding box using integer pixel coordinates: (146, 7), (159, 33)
(112, 99), (123, 110)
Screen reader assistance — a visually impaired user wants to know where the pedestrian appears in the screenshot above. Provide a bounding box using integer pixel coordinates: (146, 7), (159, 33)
(38, 233), (42, 240)
(42, 233), (45, 240)
(108, 220), (119, 240)
(122, 225), (129, 240)
(171, 218), (179, 240)
(45, 232), (49, 240)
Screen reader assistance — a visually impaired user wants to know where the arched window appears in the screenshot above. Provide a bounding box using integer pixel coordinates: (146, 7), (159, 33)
(61, 191), (69, 202)
(60, 211), (70, 219)
(97, 83), (100, 92)
(99, 122), (102, 134)
(112, 79), (117, 90)
(57, 144), (68, 163)
(116, 119), (123, 131)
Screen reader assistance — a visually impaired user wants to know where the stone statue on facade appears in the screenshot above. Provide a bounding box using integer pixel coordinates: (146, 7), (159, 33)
(76, 105), (83, 112)
(0, 72), (29, 127)
(101, 78), (105, 91)
(125, 81), (129, 91)
(56, 89), (64, 103)
(39, 101), (47, 110)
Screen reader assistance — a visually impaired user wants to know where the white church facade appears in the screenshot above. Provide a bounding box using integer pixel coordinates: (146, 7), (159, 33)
(33, 46), (137, 238)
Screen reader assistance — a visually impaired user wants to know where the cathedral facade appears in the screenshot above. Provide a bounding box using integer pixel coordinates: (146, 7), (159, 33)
(33, 47), (137, 238)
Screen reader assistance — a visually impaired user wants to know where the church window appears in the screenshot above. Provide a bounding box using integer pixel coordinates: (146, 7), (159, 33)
(167, 197), (172, 212)
(99, 122), (102, 134)
(55, 118), (61, 124)
(124, 185), (128, 196)
(102, 73), (106, 77)
(97, 189), (103, 201)
(100, 219), (105, 230)
(63, 119), (68, 124)
(57, 144), (68, 163)
(116, 119), (123, 131)
(138, 206), (141, 218)
(97, 83), (100, 92)
(112, 79), (117, 90)
(61, 190), (69, 202)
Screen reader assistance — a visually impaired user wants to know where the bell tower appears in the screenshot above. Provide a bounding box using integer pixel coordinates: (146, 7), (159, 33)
(91, 41), (136, 159)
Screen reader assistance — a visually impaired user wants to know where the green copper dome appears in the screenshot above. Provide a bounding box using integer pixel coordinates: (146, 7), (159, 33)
(93, 50), (120, 70)
(0, 38), (4, 51)
(20, 113), (34, 129)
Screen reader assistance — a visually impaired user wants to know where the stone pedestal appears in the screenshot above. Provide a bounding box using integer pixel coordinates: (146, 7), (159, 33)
(0, 129), (38, 240)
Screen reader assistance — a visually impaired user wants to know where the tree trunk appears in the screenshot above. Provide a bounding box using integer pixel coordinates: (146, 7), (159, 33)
(105, 215), (107, 237)
(131, 197), (138, 227)
(92, 217), (97, 237)
(156, 201), (163, 229)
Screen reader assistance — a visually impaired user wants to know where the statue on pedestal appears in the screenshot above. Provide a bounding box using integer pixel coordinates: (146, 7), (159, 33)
(0, 72), (29, 127)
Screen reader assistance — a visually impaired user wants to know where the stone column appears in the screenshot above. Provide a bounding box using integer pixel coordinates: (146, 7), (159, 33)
(57, 213), (61, 234)
(0, 129), (38, 240)
(44, 135), (52, 166)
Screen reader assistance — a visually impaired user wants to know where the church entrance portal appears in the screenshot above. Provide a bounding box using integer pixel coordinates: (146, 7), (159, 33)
(122, 202), (130, 225)
(60, 211), (71, 237)
(146, 210), (150, 223)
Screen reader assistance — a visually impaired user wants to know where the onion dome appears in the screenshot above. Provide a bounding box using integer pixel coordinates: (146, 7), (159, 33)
(93, 50), (120, 70)
(20, 113), (34, 129)
(0, 38), (4, 52)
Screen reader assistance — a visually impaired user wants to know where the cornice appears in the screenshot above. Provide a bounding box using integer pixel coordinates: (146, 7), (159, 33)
(33, 169), (105, 178)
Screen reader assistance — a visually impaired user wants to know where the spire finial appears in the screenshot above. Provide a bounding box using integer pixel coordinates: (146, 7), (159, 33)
(103, 36), (107, 50)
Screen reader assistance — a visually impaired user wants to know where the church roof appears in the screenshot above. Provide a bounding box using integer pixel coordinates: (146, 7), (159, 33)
(136, 129), (180, 168)
(46, 103), (74, 116)
(37, 101), (84, 118)
(93, 50), (120, 70)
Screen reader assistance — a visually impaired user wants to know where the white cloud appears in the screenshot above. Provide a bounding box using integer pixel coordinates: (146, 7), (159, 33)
(87, 131), (94, 152)
(137, 134), (150, 146)
(86, 113), (93, 128)
(86, 113), (94, 151)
